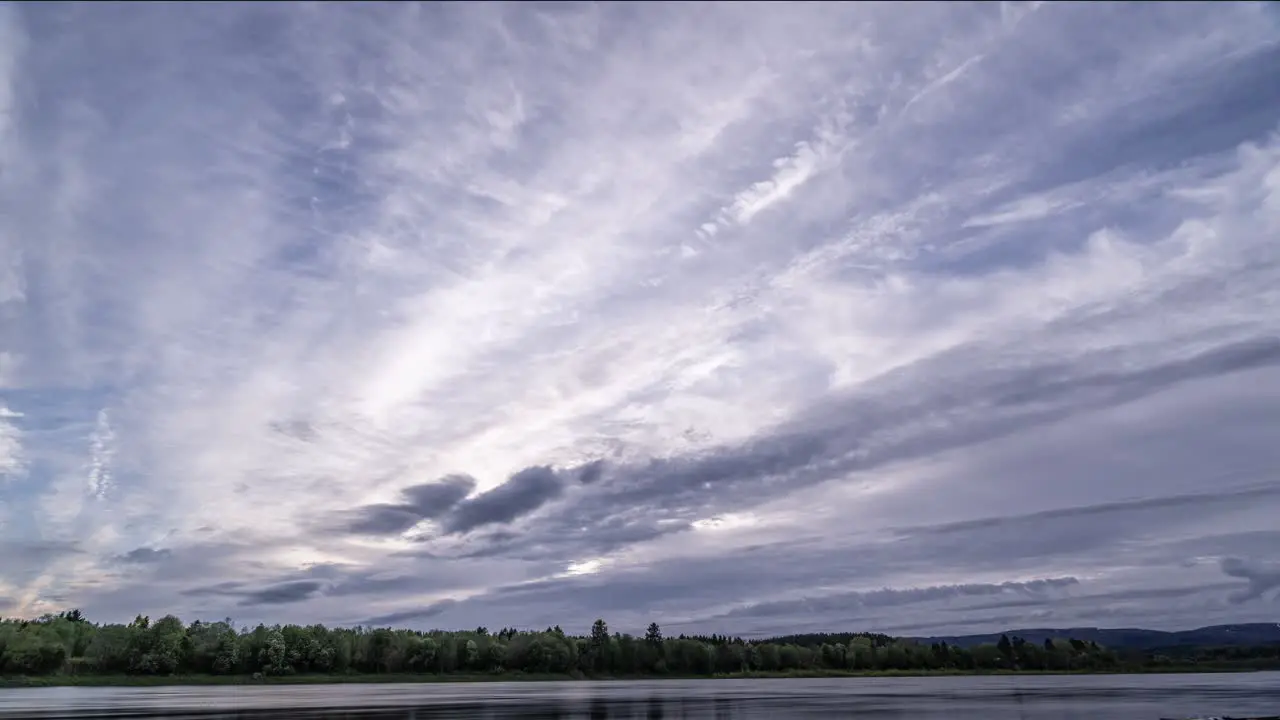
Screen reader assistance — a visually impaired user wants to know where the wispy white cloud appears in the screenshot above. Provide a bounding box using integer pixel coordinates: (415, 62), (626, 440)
(86, 408), (114, 499)
(715, 122), (849, 230)
(0, 404), (21, 480)
(901, 53), (986, 115)
(1, 2), (1278, 633)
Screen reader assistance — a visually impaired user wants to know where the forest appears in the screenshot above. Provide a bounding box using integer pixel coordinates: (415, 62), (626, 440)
(1, 610), (1277, 682)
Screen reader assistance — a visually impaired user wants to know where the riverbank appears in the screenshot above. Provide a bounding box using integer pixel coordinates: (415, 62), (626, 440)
(2, 665), (1268, 688)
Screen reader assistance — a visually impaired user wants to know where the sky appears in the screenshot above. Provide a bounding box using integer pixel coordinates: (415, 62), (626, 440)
(1, 2), (1279, 639)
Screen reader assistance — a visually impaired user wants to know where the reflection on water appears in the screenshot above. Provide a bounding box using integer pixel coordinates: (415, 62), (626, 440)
(195, 698), (771, 719)
(2, 673), (1279, 719)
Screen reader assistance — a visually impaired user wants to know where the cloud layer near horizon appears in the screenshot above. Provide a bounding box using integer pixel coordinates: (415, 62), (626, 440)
(2, 2), (1279, 637)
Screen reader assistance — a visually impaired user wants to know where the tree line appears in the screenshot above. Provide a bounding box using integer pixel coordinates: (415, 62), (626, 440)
(0, 610), (1275, 679)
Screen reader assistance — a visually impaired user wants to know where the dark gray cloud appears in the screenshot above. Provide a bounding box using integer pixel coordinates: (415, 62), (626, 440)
(402, 475), (477, 512)
(442, 465), (565, 535)
(951, 583), (1240, 615)
(114, 547), (172, 564)
(238, 580), (325, 606)
(576, 459), (605, 486)
(358, 600), (457, 628)
(332, 463), (571, 540)
(712, 578), (1080, 621)
(1220, 557), (1280, 604)
(339, 474), (476, 536)
(1160, 531), (1280, 561)
(987, 337), (1280, 410)
(180, 580), (247, 599)
(894, 490), (1246, 537)
(886, 484), (1280, 566)
(178, 563), (344, 608)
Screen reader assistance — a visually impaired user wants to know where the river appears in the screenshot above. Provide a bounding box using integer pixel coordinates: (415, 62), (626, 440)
(2, 673), (1278, 719)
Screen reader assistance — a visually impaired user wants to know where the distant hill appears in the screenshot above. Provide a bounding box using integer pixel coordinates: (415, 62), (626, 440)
(912, 623), (1280, 650)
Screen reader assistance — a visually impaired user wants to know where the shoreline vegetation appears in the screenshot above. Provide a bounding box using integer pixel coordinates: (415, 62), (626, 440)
(3, 667), (1275, 689)
(2, 611), (1278, 688)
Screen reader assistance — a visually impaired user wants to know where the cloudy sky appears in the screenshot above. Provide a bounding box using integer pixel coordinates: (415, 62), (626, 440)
(2, 2), (1279, 638)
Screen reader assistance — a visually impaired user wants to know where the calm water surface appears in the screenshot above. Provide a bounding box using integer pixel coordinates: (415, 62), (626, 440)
(2, 673), (1279, 719)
